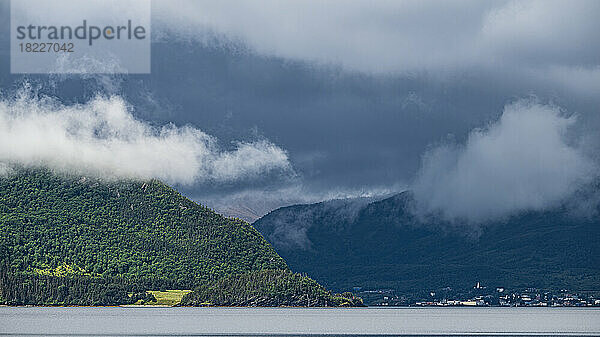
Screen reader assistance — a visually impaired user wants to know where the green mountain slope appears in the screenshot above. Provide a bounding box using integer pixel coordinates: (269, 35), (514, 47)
(0, 168), (286, 285)
(0, 168), (362, 306)
(254, 191), (600, 295)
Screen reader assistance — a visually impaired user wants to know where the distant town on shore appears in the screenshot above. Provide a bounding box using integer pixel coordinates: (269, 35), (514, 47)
(357, 282), (600, 307)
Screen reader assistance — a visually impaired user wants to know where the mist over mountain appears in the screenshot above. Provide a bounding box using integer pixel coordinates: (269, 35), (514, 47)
(412, 100), (597, 223)
(0, 89), (291, 186)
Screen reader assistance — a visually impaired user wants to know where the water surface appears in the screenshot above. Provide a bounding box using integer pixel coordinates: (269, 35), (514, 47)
(1, 307), (599, 336)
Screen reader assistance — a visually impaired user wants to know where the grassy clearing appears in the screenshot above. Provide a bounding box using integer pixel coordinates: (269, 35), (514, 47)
(134, 290), (192, 306)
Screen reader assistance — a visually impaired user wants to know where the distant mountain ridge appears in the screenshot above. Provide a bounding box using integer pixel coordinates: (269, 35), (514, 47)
(254, 190), (600, 294)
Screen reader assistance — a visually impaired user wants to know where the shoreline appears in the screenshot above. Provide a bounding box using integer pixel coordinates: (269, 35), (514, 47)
(2, 304), (599, 309)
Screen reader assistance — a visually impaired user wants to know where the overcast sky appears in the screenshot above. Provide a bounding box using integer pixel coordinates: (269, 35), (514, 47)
(0, 0), (598, 221)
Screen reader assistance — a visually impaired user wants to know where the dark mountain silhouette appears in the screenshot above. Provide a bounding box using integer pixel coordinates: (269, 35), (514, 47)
(254, 190), (600, 294)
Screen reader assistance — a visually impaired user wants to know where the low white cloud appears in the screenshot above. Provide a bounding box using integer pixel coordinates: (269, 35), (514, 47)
(0, 162), (11, 176)
(0, 91), (291, 185)
(412, 100), (597, 222)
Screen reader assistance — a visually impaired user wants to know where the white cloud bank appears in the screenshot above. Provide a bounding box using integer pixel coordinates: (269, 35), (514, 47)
(13, 0), (598, 76)
(153, 0), (600, 89)
(0, 92), (291, 184)
(412, 100), (597, 222)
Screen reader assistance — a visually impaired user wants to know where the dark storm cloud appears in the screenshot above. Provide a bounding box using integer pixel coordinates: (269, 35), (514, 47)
(1, 0), (599, 220)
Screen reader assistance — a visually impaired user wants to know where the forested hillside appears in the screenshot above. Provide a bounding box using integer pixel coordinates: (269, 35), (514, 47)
(181, 269), (363, 307)
(254, 191), (600, 295)
(0, 168), (349, 305)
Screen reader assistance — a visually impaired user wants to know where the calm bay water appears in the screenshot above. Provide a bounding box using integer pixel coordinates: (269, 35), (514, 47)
(1, 307), (599, 336)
